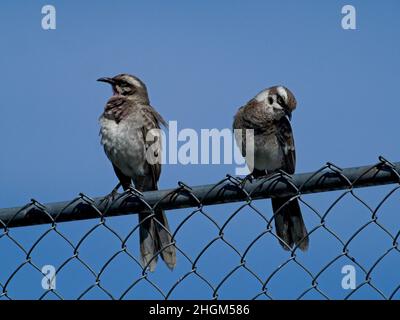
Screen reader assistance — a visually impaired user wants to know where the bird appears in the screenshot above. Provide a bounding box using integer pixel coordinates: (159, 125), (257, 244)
(233, 86), (309, 251)
(98, 73), (176, 271)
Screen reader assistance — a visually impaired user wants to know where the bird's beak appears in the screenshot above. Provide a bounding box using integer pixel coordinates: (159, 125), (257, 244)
(97, 77), (115, 85)
(285, 109), (292, 121)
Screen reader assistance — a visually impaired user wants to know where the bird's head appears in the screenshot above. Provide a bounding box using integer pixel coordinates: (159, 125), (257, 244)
(255, 86), (297, 120)
(97, 74), (149, 101)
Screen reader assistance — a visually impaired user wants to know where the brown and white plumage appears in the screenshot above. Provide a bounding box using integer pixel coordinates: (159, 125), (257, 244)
(233, 86), (309, 251)
(98, 74), (176, 271)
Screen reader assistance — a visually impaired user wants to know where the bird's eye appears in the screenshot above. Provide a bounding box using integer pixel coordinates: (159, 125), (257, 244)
(277, 96), (284, 106)
(268, 97), (274, 104)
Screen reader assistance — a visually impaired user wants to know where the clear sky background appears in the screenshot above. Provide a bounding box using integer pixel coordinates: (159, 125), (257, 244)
(1, 0), (400, 299)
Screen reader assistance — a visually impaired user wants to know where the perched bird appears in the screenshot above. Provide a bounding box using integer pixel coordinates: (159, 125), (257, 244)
(233, 86), (309, 251)
(98, 74), (176, 271)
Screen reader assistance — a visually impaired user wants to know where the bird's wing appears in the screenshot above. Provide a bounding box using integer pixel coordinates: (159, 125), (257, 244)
(145, 104), (167, 128)
(233, 106), (247, 158)
(233, 99), (266, 158)
(234, 99), (268, 131)
(139, 105), (166, 187)
(276, 116), (296, 174)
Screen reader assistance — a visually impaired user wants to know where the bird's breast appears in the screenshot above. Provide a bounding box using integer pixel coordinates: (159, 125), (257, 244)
(99, 116), (146, 178)
(253, 133), (283, 172)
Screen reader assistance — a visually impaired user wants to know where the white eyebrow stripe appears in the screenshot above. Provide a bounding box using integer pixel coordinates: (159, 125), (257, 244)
(277, 86), (288, 102)
(255, 89), (270, 102)
(129, 78), (143, 88)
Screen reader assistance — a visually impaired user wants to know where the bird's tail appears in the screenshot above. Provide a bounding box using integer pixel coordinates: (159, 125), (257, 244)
(139, 208), (176, 272)
(271, 197), (309, 251)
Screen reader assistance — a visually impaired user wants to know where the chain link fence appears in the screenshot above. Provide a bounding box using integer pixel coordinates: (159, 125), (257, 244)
(1, 156), (399, 300)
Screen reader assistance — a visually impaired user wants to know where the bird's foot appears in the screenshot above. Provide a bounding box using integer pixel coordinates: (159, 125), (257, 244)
(99, 183), (121, 212)
(240, 173), (255, 188)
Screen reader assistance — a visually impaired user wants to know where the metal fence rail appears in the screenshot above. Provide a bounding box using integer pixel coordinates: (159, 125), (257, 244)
(1, 156), (399, 300)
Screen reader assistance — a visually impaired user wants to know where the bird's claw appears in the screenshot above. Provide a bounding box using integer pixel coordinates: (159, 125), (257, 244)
(240, 173), (255, 188)
(99, 183), (121, 212)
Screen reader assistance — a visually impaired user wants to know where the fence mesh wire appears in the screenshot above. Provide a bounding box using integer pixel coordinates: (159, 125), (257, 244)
(1, 156), (400, 300)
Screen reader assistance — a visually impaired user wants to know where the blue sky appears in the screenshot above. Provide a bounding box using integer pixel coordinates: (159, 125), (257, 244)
(1, 0), (400, 299)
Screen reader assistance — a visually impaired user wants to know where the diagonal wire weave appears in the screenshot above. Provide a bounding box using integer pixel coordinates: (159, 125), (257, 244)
(0, 156), (400, 300)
